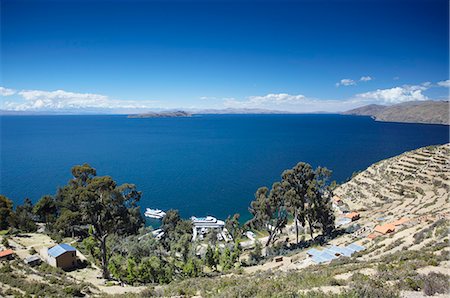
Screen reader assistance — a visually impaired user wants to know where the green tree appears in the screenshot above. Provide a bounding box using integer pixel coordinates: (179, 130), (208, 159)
(219, 247), (233, 272)
(126, 258), (138, 284)
(249, 240), (262, 263)
(230, 240), (241, 264)
(182, 257), (202, 277)
(57, 164), (144, 279)
(204, 245), (217, 270)
(9, 198), (37, 232)
(0, 195), (13, 230)
(161, 209), (180, 235)
(33, 195), (57, 224)
(138, 256), (162, 283)
(281, 162), (314, 245)
(247, 183), (287, 247)
(304, 167), (335, 238)
(225, 213), (241, 241)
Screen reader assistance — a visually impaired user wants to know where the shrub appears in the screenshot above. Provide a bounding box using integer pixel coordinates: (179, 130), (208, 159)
(421, 272), (449, 296)
(349, 278), (400, 298)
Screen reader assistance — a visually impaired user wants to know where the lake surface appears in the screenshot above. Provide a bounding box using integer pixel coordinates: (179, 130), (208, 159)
(1, 114), (448, 222)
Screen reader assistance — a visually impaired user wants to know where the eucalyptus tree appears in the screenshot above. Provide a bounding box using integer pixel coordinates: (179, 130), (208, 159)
(281, 162), (315, 244)
(9, 198), (37, 232)
(57, 164), (144, 279)
(225, 213), (241, 241)
(247, 183), (288, 247)
(33, 195), (57, 224)
(0, 195), (13, 230)
(304, 167), (335, 238)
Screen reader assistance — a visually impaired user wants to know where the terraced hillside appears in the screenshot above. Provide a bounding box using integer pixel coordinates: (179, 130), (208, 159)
(334, 144), (450, 216)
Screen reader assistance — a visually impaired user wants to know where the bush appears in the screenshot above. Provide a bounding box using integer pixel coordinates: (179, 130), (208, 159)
(1, 237), (10, 248)
(421, 272), (449, 296)
(349, 278), (400, 298)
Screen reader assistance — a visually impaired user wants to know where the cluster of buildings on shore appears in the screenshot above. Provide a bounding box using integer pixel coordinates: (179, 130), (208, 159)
(332, 195), (419, 241)
(0, 242), (79, 270)
(145, 208), (232, 242)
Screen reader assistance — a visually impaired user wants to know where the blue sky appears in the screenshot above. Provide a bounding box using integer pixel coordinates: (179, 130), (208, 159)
(1, 0), (448, 113)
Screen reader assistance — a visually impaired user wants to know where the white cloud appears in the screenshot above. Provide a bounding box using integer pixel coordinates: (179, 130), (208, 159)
(360, 76), (372, 82)
(1, 79), (445, 114)
(335, 79), (356, 87)
(355, 83), (429, 104)
(0, 87), (16, 96)
(223, 93), (359, 112)
(223, 93), (308, 109)
(1, 88), (158, 111)
(222, 81), (441, 112)
(437, 80), (450, 88)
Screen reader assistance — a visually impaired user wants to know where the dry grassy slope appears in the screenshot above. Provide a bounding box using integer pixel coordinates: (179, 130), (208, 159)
(334, 143), (450, 217)
(374, 101), (450, 125)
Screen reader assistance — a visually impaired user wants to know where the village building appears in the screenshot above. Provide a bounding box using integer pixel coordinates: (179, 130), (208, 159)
(24, 254), (42, 266)
(390, 217), (410, 227)
(345, 212), (360, 221)
(0, 249), (15, 261)
(374, 223), (396, 235)
(46, 243), (77, 270)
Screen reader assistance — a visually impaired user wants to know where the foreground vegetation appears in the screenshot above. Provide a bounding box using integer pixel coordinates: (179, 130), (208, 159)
(1, 161), (337, 287)
(2, 144), (449, 297)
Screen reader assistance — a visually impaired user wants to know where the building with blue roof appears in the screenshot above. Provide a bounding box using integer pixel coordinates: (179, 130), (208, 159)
(308, 243), (365, 264)
(328, 245), (354, 257)
(346, 243), (365, 252)
(47, 243), (77, 270)
(306, 248), (322, 257)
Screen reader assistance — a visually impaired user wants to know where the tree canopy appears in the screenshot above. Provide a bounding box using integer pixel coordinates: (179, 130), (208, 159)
(53, 163), (144, 278)
(247, 162), (335, 247)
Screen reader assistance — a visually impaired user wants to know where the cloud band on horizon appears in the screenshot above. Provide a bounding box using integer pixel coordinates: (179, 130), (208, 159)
(1, 80), (448, 113)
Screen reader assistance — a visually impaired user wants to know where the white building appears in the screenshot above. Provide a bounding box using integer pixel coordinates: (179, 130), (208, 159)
(191, 216), (226, 241)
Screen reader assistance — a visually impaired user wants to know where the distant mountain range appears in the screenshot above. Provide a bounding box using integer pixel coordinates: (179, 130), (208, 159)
(194, 108), (293, 114)
(343, 100), (449, 125)
(0, 107), (292, 116)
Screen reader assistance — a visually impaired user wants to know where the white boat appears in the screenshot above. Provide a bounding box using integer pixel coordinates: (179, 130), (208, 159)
(190, 216), (225, 228)
(144, 208), (166, 219)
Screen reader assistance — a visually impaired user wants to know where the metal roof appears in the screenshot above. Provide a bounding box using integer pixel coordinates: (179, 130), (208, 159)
(48, 243), (76, 258)
(328, 245), (353, 257)
(306, 248), (322, 256)
(311, 255), (327, 264)
(308, 244), (365, 264)
(24, 254), (41, 263)
(346, 243), (365, 252)
(311, 251), (337, 264)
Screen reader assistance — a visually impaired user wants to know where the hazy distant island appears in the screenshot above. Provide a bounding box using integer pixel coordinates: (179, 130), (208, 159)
(126, 108), (292, 118)
(343, 100), (449, 125)
(127, 110), (192, 118)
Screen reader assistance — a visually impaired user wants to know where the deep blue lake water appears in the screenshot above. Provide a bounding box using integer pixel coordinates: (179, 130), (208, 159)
(1, 114), (448, 222)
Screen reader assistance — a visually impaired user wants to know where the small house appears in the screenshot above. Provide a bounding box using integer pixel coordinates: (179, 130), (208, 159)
(345, 212), (360, 221)
(47, 243), (77, 270)
(390, 218), (410, 227)
(24, 254), (42, 266)
(374, 224), (396, 235)
(0, 249), (15, 261)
